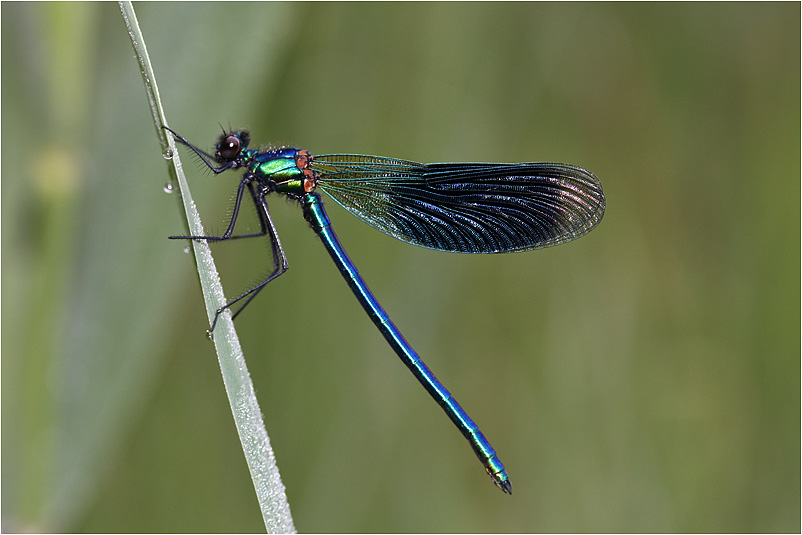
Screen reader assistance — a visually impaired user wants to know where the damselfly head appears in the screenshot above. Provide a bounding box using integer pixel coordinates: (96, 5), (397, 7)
(214, 130), (250, 163)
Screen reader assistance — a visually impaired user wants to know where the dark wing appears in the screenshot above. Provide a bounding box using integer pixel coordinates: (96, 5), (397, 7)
(311, 154), (605, 254)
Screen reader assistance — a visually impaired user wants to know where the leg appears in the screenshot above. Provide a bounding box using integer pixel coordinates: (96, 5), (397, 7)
(163, 126), (233, 174)
(170, 176), (265, 242)
(207, 193), (289, 333)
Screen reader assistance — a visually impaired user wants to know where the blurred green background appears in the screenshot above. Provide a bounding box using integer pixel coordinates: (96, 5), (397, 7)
(2, 2), (799, 533)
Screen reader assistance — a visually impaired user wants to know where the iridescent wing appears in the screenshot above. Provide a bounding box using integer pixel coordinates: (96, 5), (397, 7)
(311, 154), (605, 253)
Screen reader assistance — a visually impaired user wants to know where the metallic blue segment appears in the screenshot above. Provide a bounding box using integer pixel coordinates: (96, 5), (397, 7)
(254, 147), (299, 161)
(485, 453), (505, 473)
(443, 396), (478, 433)
(470, 430), (496, 458)
(302, 193), (510, 493)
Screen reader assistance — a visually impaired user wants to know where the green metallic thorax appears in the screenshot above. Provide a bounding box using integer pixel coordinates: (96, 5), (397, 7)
(247, 148), (310, 195)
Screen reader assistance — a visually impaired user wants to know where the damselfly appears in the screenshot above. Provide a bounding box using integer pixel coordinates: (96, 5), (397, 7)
(164, 126), (605, 494)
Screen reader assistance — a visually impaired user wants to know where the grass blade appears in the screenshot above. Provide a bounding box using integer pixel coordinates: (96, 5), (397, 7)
(118, 3), (295, 532)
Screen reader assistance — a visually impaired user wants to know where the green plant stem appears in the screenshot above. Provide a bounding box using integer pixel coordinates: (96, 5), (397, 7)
(118, 3), (295, 532)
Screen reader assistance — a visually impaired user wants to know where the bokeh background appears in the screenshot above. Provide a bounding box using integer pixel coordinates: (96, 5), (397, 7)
(2, 2), (799, 533)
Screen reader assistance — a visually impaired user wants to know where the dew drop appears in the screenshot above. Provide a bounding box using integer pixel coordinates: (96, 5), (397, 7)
(163, 181), (174, 193)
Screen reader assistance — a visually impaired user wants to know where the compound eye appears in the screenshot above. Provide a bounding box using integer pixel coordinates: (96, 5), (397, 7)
(217, 135), (241, 161)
